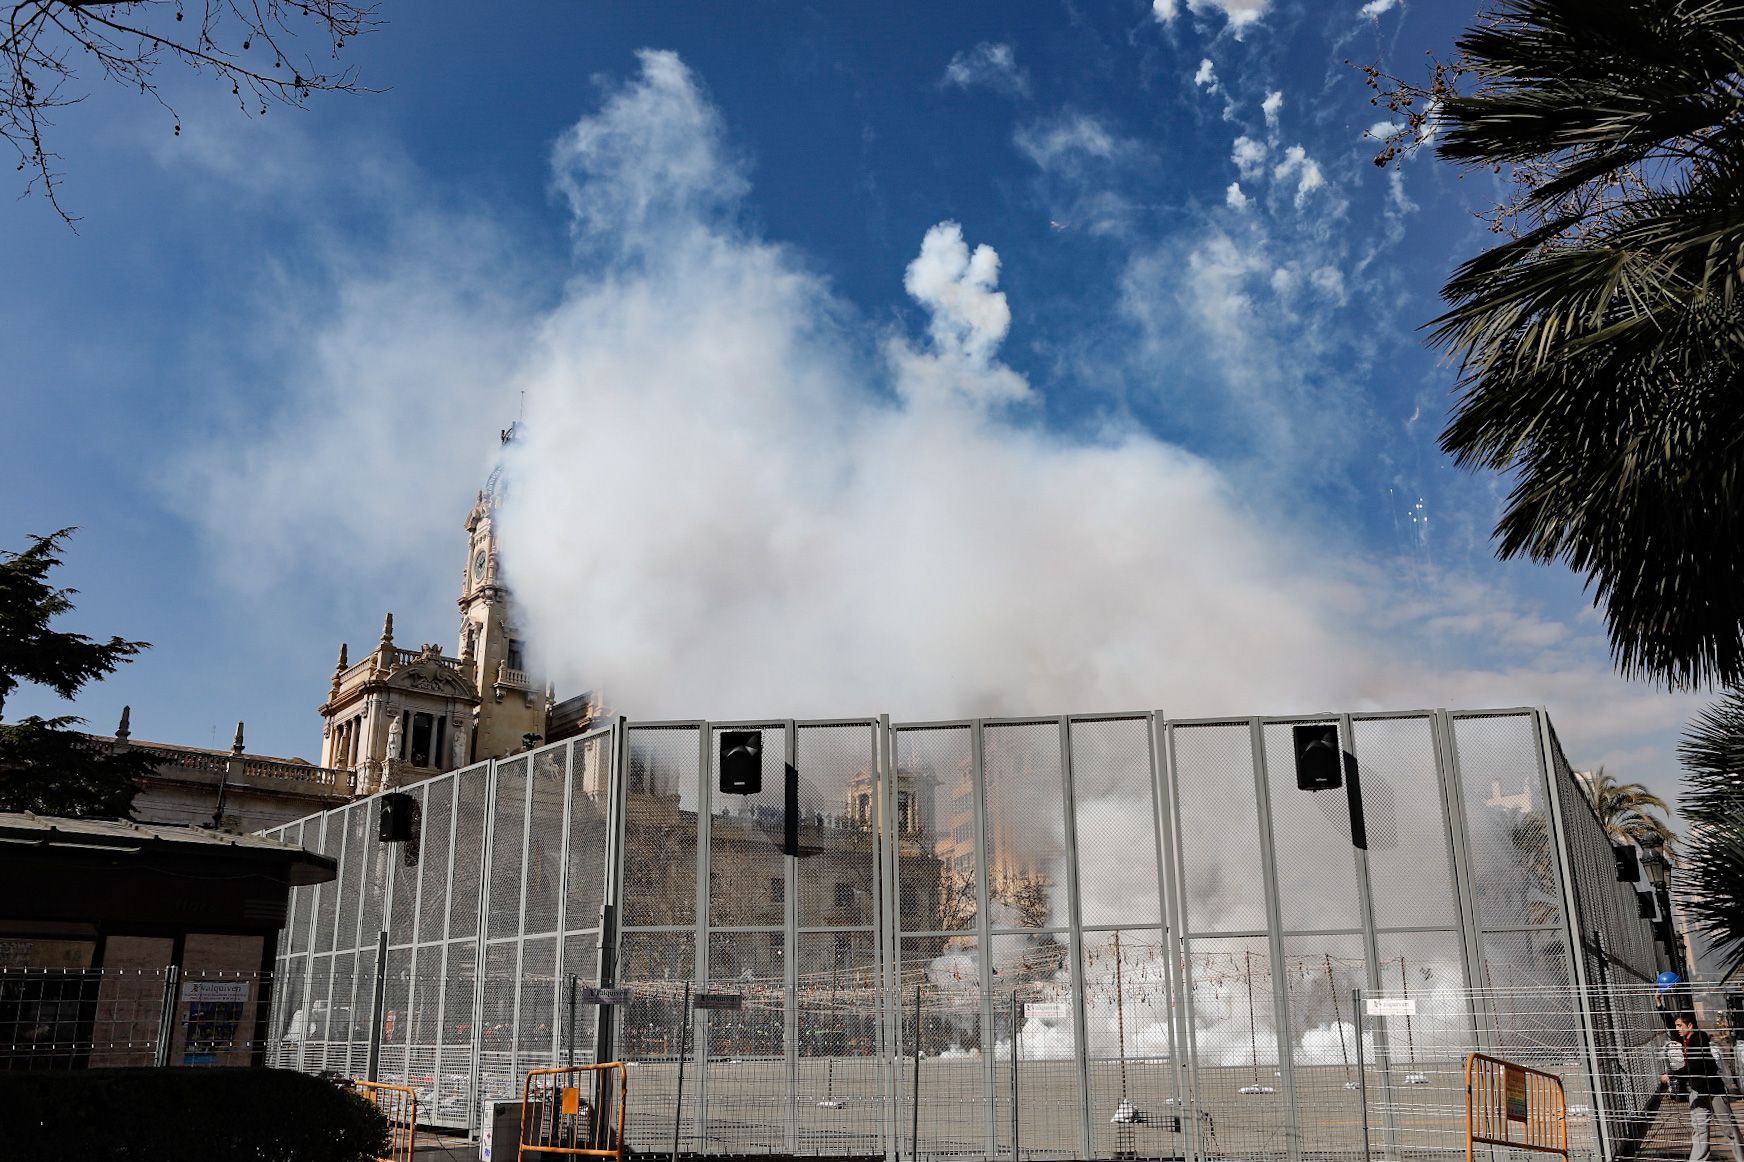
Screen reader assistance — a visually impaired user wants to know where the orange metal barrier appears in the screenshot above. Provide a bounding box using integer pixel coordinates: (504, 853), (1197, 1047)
(1467, 1053), (1568, 1162)
(352, 1080), (418, 1162)
(519, 1063), (628, 1162)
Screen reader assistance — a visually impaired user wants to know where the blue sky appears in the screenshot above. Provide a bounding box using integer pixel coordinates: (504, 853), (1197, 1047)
(0, 0), (1707, 804)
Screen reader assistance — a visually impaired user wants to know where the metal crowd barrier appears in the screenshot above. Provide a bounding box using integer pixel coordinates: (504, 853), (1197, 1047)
(352, 1079), (418, 1162)
(1468, 1053), (1569, 1162)
(519, 1063), (628, 1162)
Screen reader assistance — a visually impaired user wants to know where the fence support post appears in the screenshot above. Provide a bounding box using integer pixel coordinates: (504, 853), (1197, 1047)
(366, 929), (388, 1082)
(154, 964), (180, 1068)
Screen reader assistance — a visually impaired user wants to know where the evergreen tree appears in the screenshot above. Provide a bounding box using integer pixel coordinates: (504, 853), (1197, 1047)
(0, 529), (155, 818)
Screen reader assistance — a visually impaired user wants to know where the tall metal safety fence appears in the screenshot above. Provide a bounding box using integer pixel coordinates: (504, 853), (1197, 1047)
(255, 707), (1713, 1161)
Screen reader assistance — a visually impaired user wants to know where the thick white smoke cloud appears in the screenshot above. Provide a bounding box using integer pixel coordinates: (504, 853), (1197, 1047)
(495, 50), (1398, 722)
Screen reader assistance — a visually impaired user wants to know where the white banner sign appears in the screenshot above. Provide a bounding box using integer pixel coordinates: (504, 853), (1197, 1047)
(1365, 997), (1416, 1017)
(1023, 1001), (1070, 1021)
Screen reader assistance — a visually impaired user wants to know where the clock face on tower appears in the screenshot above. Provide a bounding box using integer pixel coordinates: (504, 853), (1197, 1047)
(473, 549), (487, 580)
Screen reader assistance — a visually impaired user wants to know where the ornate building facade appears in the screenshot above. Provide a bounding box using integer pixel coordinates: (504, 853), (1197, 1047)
(317, 429), (595, 794)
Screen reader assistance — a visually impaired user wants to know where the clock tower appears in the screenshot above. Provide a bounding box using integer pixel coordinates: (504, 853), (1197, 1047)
(458, 424), (548, 763)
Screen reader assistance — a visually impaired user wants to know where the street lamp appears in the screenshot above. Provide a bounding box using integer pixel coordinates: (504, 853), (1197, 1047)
(1637, 832), (1684, 977)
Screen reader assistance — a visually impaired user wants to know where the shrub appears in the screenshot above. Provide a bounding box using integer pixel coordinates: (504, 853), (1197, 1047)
(0, 1067), (391, 1161)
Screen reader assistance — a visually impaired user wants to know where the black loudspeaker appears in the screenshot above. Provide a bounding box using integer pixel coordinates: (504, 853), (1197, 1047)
(379, 792), (417, 843)
(1614, 844), (1641, 882)
(1636, 891), (1657, 919)
(719, 731), (763, 795)
(1292, 724), (1342, 791)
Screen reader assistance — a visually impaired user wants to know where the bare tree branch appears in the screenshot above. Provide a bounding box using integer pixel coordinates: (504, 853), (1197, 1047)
(2, 0), (379, 226)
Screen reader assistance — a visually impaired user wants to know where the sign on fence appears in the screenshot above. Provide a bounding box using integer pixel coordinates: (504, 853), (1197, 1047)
(1505, 1064), (1529, 1123)
(1022, 1001), (1069, 1021)
(1365, 996), (1416, 1017)
(694, 993), (742, 1011)
(576, 987), (633, 1006)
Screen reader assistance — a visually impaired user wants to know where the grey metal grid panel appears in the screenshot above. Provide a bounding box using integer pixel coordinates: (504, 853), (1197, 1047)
(488, 756), (530, 942)
(794, 930), (881, 1156)
(335, 803), (370, 955)
(409, 943), (442, 1045)
(379, 946), (412, 1086)
(1452, 713), (1560, 930)
(615, 931), (699, 1155)
(1080, 928), (1177, 1159)
(981, 722), (1066, 931)
(349, 945), (377, 1077)
(518, 936), (558, 1066)
(1477, 929), (1579, 1055)
(417, 775), (454, 945)
(312, 813), (343, 954)
(387, 788), (421, 942)
(896, 934), (987, 1160)
(987, 930), (1080, 1158)
(708, 724), (786, 928)
(275, 955), (307, 1069)
(622, 726), (702, 928)
(524, 748), (566, 936)
(448, 763), (489, 940)
(795, 723), (879, 930)
(434, 939), (477, 1123)
(358, 798), (388, 944)
(1068, 717), (1161, 928)
(1351, 715), (1460, 929)
(704, 933), (787, 1154)
(1181, 935), (1285, 1158)
(564, 736), (612, 936)
(1260, 722), (1362, 932)
(478, 941), (519, 1102)
(324, 951), (357, 1074)
(892, 725), (976, 934)
(617, 929), (697, 1055)
(1280, 934), (1367, 1158)
(1363, 930), (1472, 1161)
(1171, 723), (1267, 933)
(560, 931), (600, 1060)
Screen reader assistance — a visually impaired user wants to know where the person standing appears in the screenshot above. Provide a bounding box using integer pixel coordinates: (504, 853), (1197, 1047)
(1663, 1012), (1744, 1162)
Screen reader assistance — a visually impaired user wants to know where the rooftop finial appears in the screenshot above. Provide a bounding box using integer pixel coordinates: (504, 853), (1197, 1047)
(335, 643), (349, 673)
(115, 705), (131, 741)
(380, 612), (395, 646)
(232, 722), (245, 755)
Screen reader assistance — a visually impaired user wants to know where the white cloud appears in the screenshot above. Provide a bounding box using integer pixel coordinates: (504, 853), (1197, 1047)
(1014, 113), (1123, 172)
(1262, 90), (1284, 129)
(1193, 58), (1219, 89)
(1272, 144), (1325, 207)
(942, 41), (1030, 98)
(1153, 0), (1271, 33)
(1310, 265), (1346, 303)
(1359, 0), (1400, 16)
(1225, 182), (1249, 209)
(1231, 135), (1267, 179)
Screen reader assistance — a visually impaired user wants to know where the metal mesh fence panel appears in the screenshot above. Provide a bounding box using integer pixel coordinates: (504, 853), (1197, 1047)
(525, 748), (566, 937)
(1352, 715), (1461, 929)
(516, 936), (558, 1083)
(1183, 935), (1288, 1160)
(488, 756), (529, 943)
(1081, 927), (1178, 1160)
(1261, 721), (1362, 933)
(1171, 722), (1267, 934)
(982, 722), (1066, 932)
(417, 776), (454, 946)
(709, 724), (787, 928)
(1069, 717), (1161, 928)
(796, 723), (879, 930)
(1281, 935), (1368, 1159)
(565, 734), (612, 938)
(898, 935), (989, 1160)
(478, 941), (518, 1102)
(795, 930), (884, 1156)
(1454, 713), (1560, 931)
(446, 765), (488, 943)
(702, 951), (787, 1155)
(988, 930), (1080, 1157)
(614, 932), (698, 1155)
(623, 726), (702, 928)
(893, 725), (976, 935)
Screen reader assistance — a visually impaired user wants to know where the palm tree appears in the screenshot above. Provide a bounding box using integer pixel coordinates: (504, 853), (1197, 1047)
(1575, 767), (1676, 854)
(1676, 692), (1744, 973)
(1428, 0), (1744, 690)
